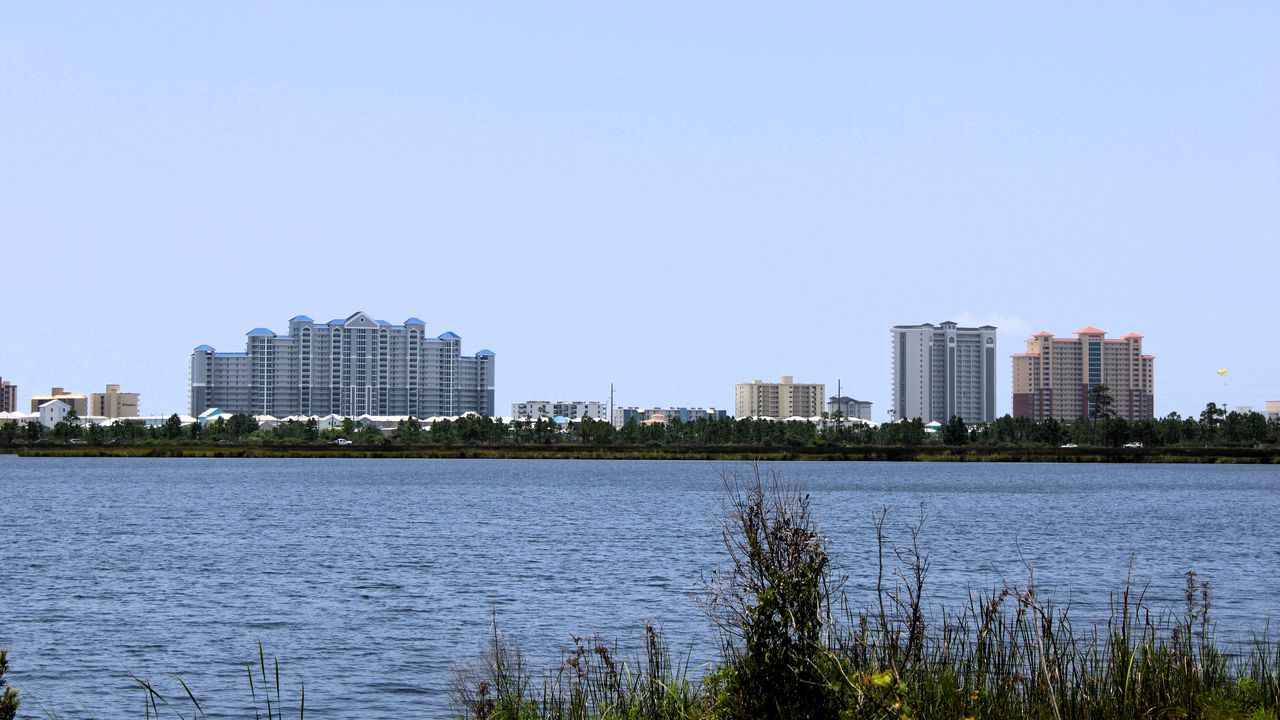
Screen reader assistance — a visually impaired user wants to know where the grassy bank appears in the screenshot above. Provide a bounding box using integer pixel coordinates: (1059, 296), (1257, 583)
(446, 469), (1280, 719)
(13, 442), (1280, 462)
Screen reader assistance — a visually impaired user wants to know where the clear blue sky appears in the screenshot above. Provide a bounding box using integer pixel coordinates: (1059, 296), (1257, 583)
(2, 2), (1277, 419)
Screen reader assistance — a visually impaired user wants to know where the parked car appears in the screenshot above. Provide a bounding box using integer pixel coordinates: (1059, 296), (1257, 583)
(1124, 442), (1144, 448)
(1060, 443), (1078, 448)
(333, 438), (353, 446)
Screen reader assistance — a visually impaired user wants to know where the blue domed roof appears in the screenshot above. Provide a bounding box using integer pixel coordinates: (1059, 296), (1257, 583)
(193, 344), (215, 352)
(246, 328), (275, 336)
(438, 331), (461, 340)
(290, 315), (314, 323)
(405, 317), (426, 325)
(377, 320), (392, 326)
(475, 349), (495, 356)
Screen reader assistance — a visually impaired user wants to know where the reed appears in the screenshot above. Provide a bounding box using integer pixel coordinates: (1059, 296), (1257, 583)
(447, 467), (1280, 719)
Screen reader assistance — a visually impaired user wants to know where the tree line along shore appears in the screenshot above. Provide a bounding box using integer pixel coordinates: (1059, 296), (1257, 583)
(4, 402), (1278, 462)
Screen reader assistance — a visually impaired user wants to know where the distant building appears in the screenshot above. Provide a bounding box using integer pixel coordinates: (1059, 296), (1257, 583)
(512, 401), (606, 421)
(1266, 401), (1280, 422)
(891, 322), (997, 424)
(1011, 327), (1154, 422)
(190, 311), (495, 418)
(735, 377), (825, 419)
(827, 396), (873, 421)
(0, 377), (15, 413)
(30, 387), (89, 417)
(611, 406), (729, 429)
(38, 399), (73, 428)
(90, 384), (140, 418)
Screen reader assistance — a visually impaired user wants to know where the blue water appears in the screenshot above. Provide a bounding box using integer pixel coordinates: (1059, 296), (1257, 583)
(1, 457), (1277, 718)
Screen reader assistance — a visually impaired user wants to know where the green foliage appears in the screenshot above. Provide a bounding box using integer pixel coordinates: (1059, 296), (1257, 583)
(705, 467), (838, 719)
(942, 416), (969, 445)
(1089, 383), (1116, 422)
(162, 413), (184, 440)
(0, 649), (18, 720)
(394, 416), (423, 444)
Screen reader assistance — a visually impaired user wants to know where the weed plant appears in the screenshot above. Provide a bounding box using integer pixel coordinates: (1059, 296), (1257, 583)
(449, 466), (1280, 720)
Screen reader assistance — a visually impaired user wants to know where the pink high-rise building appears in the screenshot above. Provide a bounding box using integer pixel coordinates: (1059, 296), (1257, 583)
(1012, 327), (1155, 422)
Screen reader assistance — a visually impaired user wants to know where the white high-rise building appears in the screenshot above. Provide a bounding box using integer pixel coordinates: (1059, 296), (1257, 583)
(891, 322), (997, 424)
(190, 311), (495, 418)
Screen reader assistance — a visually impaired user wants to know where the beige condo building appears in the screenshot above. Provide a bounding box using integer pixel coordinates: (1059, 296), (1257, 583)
(91, 384), (140, 418)
(735, 376), (825, 419)
(30, 387), (89, 416)
(1012, 327), (1154, 421)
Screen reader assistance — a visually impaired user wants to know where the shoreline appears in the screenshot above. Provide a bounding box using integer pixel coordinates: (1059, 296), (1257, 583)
(9, 444), (1278, 462)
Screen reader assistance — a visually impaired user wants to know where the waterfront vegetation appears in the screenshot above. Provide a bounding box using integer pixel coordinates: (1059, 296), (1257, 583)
(4, 401), (1278, 462)
(2, 467), (1278, 718)
(439, 469), (1280, 719)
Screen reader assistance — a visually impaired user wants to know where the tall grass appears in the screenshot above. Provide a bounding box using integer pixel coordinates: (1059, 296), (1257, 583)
(448, 467), (1280, 719)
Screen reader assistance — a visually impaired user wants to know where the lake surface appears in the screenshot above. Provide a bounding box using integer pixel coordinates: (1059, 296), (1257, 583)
(2, 457), (1277, 718)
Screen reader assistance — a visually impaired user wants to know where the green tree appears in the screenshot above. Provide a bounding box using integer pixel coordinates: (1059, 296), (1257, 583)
(356, 422), (386, 445)
(394, 416), (423, 444)
(162, 413), (184, 440)
(1087, 384), (1115, 424)
(0, 649), (19, 720)
(226, 413), (259, 440)
(706, 468), (837, 719)
(941, 416), (969, 446)
(1199, 402), (1226, 433)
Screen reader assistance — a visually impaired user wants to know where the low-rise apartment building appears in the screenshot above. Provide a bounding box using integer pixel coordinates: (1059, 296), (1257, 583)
(827, 396), (873, 421)
(511, 401), (606, 420)
(611, 406), (729, 428)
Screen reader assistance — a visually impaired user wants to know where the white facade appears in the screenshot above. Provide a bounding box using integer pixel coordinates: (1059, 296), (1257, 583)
(191, 311), (495, 418)
(892, 322), (997, 424)
(38, 399), (71, 428)
(511, 401), (606, 420)
(611, 406), (729, 428)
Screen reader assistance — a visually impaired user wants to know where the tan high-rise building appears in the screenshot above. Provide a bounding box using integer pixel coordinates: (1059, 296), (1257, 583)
(90, 384), (140, 418)
(1012, 327), (1154, 421)
(735, 376), (825, 419)
(30, 387), (89, 416)
(0, 377), (16, 413)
